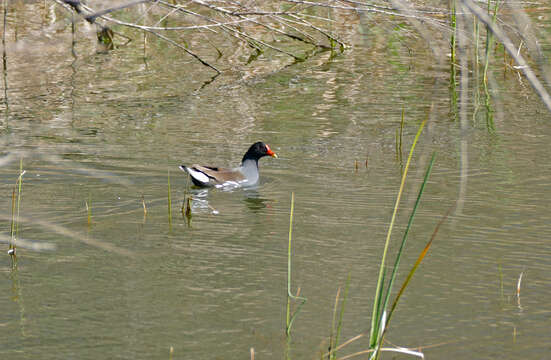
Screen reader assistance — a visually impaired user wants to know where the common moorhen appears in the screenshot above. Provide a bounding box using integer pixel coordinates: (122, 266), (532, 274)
(180, 142), (278, 187)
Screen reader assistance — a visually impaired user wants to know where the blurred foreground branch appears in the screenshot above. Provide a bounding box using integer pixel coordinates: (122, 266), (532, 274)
(49, 0), (551, 114)
(51, 0), (450, 72)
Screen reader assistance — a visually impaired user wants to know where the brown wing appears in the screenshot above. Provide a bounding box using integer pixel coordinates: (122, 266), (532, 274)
(193, 165), (246, 183)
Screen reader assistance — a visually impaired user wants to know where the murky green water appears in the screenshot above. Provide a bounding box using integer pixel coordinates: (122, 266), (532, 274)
(1, 2), (551, 359)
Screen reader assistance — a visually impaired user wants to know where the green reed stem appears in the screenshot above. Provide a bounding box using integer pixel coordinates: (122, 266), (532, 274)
(286, 192), (307, 336)
(286, 192), (294, 333)
(11, 163), (25, 241)
(473, 16), (481, 122)
(483, 0), (499, 132)
(483, 0), (496, 88)
(395, 111), (404, 164)
(449, 0), (458, 117)
(167, 169), (172, 225)
(331, 272), (351, 360)
(369, 117), (427, 349)
(10, 187), (16, 245)
(450, 0), (456, 66)
(498, 261), (504, 300)
(10, 161), (25, 264)
(86, 192), (92, 226)
(483, 0), (500, 91)
(474, 16), (479, 67)
(15, 159), (23, 238)
(399, 109), (404, 163)
(381, 205), (453, 346)
(329, 286), (341, 357)
(379, 152), (436, 335)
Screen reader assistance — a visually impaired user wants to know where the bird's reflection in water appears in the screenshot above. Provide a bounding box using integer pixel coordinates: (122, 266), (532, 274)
(182, 186), (272, 218)
(242, 188), (270, 212)
(185, 189), (218, 214)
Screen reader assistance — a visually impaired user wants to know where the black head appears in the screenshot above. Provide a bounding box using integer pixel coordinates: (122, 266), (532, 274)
(242, 142), (278, 163)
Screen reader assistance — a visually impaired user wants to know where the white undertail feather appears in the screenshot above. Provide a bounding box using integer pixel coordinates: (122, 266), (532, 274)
(180, 166), (210, 184)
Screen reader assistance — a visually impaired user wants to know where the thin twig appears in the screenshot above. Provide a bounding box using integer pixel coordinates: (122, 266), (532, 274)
(286, 13), (345, 47)
(103, 14), (221, 73)
(189, 0), (303, 59)
(53, 0), (222, 73)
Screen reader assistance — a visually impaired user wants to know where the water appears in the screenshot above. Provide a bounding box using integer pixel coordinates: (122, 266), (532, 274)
(1, 2), (551, 359)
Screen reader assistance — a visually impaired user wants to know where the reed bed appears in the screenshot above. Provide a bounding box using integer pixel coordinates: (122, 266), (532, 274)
(34, 0), (551, 122)
(282, 118), (446, 359)
(1, 157), (131, 257)
(366, 119), (436, 359)
(0, 1), (545, 120)
(0, 1), (547, 118)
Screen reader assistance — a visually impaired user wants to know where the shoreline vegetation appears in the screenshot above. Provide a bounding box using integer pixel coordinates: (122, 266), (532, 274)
(1, 1), (549, 116)
(47, 0), (551, 111)
(1, 0), (551, 114)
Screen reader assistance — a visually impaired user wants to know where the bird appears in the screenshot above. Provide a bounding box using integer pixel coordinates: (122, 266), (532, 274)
(179, 142), (278, 188)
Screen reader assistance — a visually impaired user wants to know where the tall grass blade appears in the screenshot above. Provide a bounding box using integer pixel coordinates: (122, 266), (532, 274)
(379, 152), (437, 330)
(286, 192), (307, 336)
(498, 261), (504, 301)
(86, 192), (92, 226)
(286, 192), (294, 334)
(395, 110), (404, 165)
(369, 117), (427, 348)
(328, 272), (351, 360)
(449, 0), (458, 118)
(9, 161), (25, 264)
(9, 187), (16, 263)
(473, 15), (481, 123)
(329, 286), (341, 359)
(371, 265), (386, 347)
(399, 109), (404, 163)
(482, 0), (498, 89)
(481, 0), (498, 131)
(167, 169), (172, 226)
(381, 205), (454, 344)
(332, 272), (351, 360)
(15, 159), (23, 240)
(10, 187), (16, 248)
(285, 192), (295, 336)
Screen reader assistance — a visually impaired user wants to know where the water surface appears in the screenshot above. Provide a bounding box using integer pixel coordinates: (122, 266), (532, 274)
(1, 2), (551, 359)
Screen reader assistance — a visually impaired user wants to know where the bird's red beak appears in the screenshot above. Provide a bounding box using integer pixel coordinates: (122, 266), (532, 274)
(266, 145), (278, 158)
